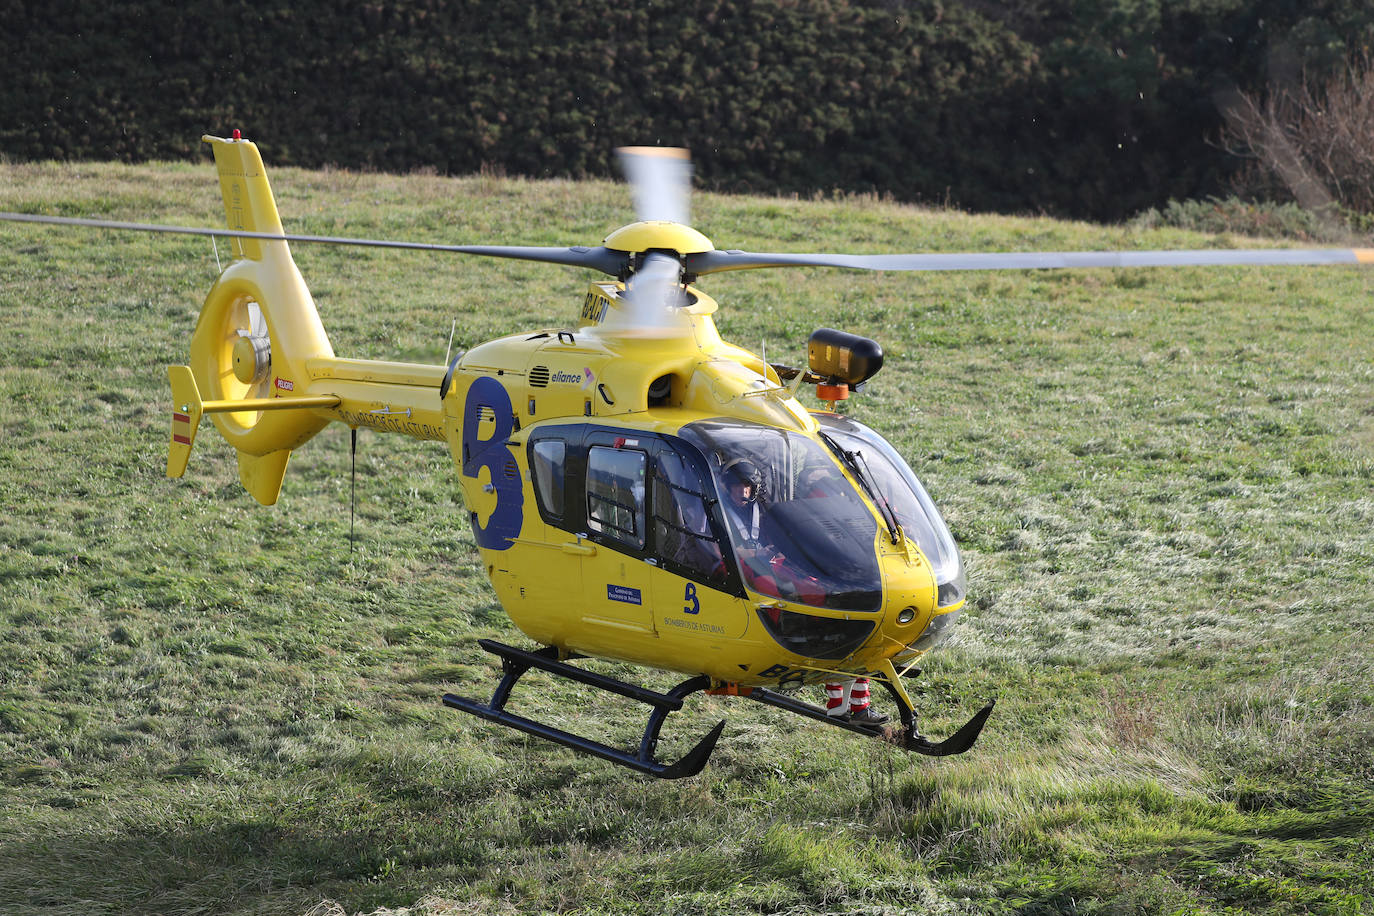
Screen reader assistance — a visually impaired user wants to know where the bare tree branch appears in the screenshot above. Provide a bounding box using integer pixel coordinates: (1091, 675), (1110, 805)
(1218, 53), (1374, 225)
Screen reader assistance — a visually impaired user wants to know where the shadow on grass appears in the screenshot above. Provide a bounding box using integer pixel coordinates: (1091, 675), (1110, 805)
(0, 814), (488, 916)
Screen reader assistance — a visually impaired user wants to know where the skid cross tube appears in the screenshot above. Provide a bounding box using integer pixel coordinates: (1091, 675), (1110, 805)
(443, 639), (725, 779)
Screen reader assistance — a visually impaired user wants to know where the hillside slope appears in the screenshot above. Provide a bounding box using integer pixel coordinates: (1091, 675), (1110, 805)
(1, 160), (1371, 915)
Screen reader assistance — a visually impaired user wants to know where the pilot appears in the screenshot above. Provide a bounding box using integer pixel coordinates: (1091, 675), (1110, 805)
(723, 458), (767, 546)
(722, 458), (785, 597)
(722, 459), (828, 607)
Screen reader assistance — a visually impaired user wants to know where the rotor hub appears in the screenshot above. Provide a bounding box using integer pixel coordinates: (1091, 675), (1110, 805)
(603, 221), (714, 258)
(232, 333), (271, 385)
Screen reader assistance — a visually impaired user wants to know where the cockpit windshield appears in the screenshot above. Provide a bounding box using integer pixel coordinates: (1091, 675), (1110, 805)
(815, 414), (966, 608)
(679, 419), (881, 611)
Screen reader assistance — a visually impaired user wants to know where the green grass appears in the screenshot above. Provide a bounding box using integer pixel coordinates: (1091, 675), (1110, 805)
(2, 159), (1373, 915)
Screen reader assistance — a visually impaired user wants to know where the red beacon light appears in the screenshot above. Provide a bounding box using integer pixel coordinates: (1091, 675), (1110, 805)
(232, 129), (242, 141)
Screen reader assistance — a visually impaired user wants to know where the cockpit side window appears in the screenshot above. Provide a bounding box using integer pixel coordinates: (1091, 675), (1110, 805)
(651, 450), (728, 587)
(530, 438), (566, 518)
(586, 446), (646, 549)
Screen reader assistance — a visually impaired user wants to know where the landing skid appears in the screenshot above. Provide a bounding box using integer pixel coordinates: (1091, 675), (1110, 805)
(442, 640), (994, 777)
(740, 685), (995, 756)
(443, 639), (725, 779)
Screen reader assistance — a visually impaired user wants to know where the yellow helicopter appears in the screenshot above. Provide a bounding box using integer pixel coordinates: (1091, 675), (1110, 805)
(5, 134), (1371, 778)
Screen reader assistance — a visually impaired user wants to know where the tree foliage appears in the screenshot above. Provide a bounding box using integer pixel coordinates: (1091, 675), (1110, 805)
(3, 0), (1373, 219)
(1221, 53), (1374, 219)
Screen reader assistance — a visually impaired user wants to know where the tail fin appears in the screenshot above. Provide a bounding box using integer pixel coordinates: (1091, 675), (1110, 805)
(236, 450), (294, 507)
(169, 134), (336, 505)
(167, 366), (204, 479)
(202, 133), (285, 262)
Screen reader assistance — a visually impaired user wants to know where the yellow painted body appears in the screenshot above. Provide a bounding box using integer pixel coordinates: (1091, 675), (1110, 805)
(170, 136), (963, 690)
(440, 309), (950, 687)
(603, 221), (714, 255)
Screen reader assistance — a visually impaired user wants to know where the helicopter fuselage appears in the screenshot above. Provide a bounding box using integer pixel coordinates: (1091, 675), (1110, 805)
(152, 134), (981, 771)
(425, 282), (966, 689)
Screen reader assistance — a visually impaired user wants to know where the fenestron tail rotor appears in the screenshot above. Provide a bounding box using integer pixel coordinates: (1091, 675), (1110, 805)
(233, 301), (273, 401)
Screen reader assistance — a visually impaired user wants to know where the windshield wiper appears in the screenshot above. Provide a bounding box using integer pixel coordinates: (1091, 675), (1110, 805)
(821, 433), (902, 545)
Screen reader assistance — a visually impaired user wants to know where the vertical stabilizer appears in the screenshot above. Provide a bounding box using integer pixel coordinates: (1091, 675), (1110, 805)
(202, 133), (285, 261)
(238, 450), (292, 506)
(167, 366), (204, 478)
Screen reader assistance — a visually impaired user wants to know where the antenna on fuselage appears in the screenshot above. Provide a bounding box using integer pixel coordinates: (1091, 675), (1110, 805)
(350, 427), (358, 554)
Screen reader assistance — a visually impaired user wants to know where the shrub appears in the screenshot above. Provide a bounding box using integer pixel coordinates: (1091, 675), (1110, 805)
(1129, 196), (1348, 242)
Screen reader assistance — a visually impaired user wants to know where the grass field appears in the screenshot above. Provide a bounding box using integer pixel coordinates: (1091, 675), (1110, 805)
(1, 158), (1372, 915)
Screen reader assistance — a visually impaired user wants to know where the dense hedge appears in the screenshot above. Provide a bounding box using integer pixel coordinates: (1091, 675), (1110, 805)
(4, 0), (1373, 219)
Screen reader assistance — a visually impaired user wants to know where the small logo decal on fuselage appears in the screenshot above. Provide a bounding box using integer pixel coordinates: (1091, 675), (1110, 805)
(607, 585), (642, 605)
(546, 367), (596, 388)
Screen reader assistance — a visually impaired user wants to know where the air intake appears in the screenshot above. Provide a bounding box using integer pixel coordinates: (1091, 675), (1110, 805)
(529, 366), (551, 388)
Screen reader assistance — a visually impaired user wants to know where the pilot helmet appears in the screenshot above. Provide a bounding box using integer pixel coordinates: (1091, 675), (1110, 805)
(723, 458), (763, 502)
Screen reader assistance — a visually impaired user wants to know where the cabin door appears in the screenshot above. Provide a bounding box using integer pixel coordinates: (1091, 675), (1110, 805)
(579, 437), (656, 637)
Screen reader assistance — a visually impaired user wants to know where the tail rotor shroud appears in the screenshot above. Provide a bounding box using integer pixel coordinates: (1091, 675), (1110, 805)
(180, 135), (341, 504)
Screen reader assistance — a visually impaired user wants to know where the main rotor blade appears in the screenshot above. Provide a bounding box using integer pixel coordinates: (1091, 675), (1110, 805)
(13, 210), (1371, 279)
(686, 247), (1374, 275)
(0, 211), (628, 276)
(450, 244), (626, 275)
(616, 147), (692, 225)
